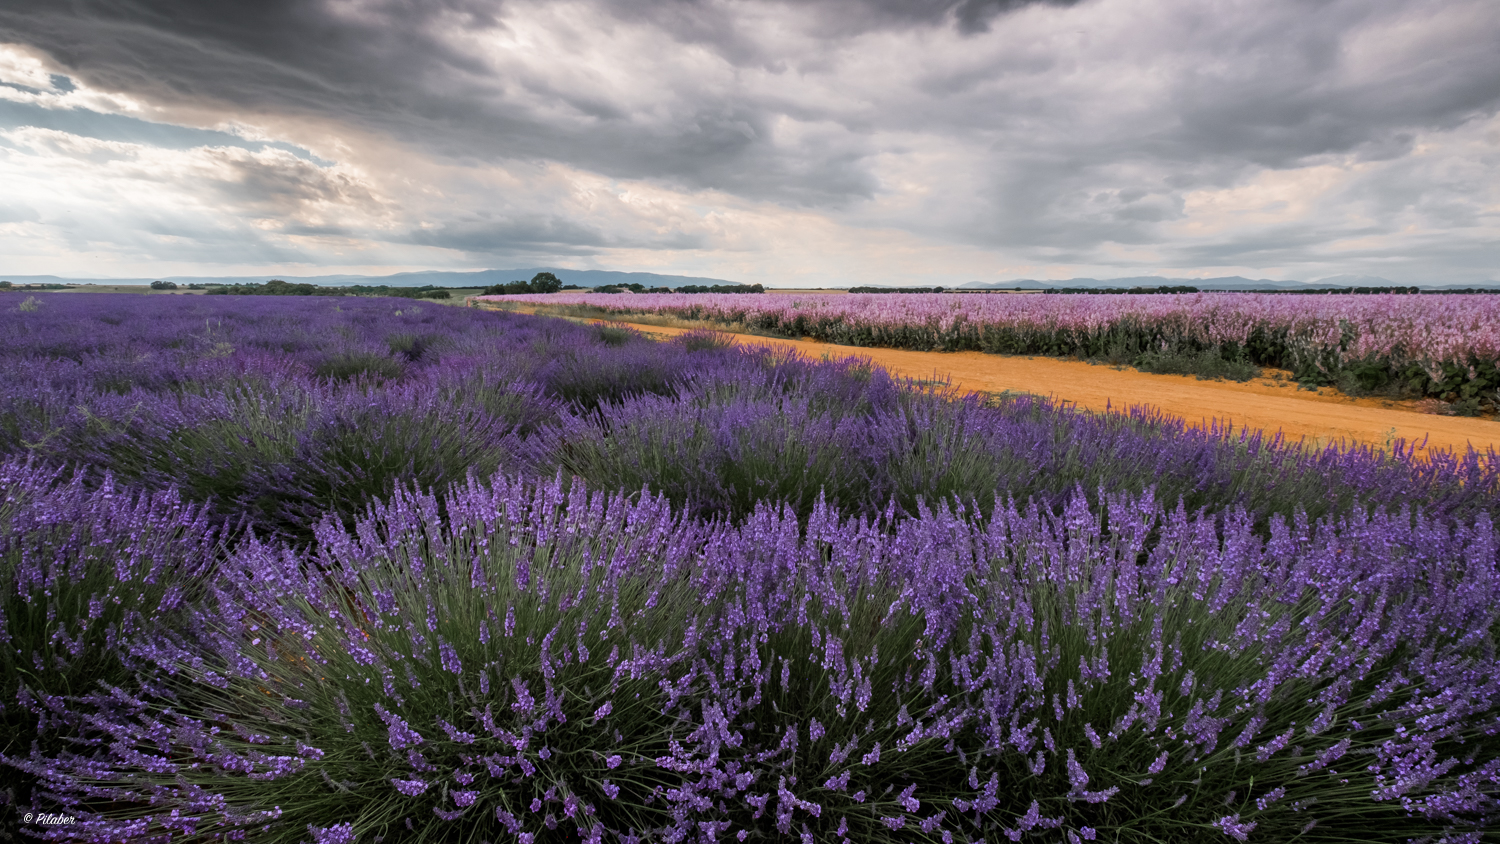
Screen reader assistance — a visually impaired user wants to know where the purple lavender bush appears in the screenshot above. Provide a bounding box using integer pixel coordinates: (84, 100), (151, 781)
(5, 295), (1496, 537)
(0, 456), (223, 810)
(2, 296), (575, 541)
(21, 474), (1500, 842)
(569, 377), (1499, 528)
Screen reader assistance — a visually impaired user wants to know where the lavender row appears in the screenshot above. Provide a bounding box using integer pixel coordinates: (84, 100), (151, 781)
(8, 468), (1498, 842)
(487, 291), (1500, 403)
(3, 295), (1496, 545)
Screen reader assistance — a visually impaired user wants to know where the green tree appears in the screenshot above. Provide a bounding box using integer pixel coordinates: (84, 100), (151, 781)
(530, 272), (563, 293)
(150, 280), (178, 290)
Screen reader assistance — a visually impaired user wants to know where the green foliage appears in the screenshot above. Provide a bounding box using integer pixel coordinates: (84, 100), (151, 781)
(1452, 397), (1485, 417)
(677, 283), (764, 293)
(52, 376), (550, 545)
(207, 278), (327, 296)
(54, 383), (316, 534)
(482, 274), (564, 296)
(1132, 347), (1262, 381)
(530, 272), (563, 293)
(244, 396), (537, 540)
(672, 329), (737, 352)
(592, 324), (637, 347)
(1047, 285), (1201, 294)
(538, 351), (683, 412)
(313, 351), (407, 382)
(344, 285), (450, 300)
(206, 280), (450, 299)
(565, 398), (868, 523)
(484, 280), (535, 295)
(383, 332), (448, 363)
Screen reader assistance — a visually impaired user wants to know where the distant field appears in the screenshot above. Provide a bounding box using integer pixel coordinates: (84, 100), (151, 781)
(482, 291), (1500, 414)
(27, 284), (488, 302)
(46, 284), (208, 294)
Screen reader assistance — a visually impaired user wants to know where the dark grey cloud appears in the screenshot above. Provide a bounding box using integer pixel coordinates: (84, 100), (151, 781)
(609, 0), (1081, 41)
(0, 0), (1069, 205)
(1163, 8), (1500, 170)
(905, 3), (1500, 265)
(822, 0), (1082, 34)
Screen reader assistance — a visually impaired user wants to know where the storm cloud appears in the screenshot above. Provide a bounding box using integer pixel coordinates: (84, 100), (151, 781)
(0, 0), (1496, 284)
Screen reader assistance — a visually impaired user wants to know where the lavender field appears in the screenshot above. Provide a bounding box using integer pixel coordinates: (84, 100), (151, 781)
(488, 292), (1500, 411)
(3, 293), (1500, 843)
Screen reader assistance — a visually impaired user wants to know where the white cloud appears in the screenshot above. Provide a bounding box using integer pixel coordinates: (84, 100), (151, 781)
(0, 43), (145, 113)
(0, 42), (54, 90)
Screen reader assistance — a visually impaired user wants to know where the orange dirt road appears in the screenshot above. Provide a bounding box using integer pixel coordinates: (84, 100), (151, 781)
(479, 303), (1500, 457)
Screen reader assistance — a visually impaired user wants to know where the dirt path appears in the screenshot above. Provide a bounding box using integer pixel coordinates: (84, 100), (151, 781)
(480, 303), (1500, 457)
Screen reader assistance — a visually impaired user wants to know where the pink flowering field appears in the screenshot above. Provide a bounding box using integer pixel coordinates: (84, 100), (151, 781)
(488, 291), (1500, 405)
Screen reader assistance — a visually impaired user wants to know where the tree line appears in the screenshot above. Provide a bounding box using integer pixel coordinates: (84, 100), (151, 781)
(480, 273), (572, 295)
(203, 279), (451, 299)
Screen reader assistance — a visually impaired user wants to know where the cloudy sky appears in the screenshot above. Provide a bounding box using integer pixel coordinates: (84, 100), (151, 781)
(1, 0), (1497, 285)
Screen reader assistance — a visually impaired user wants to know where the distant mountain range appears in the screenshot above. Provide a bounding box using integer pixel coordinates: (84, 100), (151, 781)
(0, 268), (745, 289)
(956, 275), (1500, 291)
(5, 268), (1498, 291)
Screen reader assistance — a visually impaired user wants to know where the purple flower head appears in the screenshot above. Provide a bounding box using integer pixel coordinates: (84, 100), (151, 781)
(1066, 749), (1089, 790)
(1213, 815), (1257, 842)
(308, 822), (357, 844)
(898, 783), (919, 812)
(438, 639), (462, 674)
(392, 778), (429, 797)
(373, 703), (424, 750)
